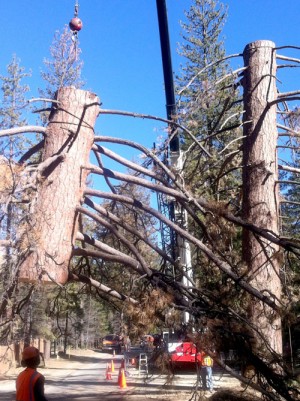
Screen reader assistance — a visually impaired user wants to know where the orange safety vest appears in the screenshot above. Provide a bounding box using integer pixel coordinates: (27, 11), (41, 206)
(16, 368), (42, 401)
(202, 356), (213, 367)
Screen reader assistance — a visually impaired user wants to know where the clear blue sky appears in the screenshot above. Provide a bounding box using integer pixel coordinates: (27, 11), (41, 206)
(1, 0), (300, 156)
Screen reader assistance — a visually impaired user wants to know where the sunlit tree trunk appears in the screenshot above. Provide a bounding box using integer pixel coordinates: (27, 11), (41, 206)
(242, 40), (282, 355)
(18, 87), (100, 284)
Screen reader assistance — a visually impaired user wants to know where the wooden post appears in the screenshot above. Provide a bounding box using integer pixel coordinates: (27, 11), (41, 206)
(242, 41), (282, 355)
(18, 87), (100, 284)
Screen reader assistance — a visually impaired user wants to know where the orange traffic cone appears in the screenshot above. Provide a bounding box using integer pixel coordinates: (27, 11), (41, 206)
(118, 367), (122, 386)
(111, 359), (115, 373)
(105, 364), (112, 380)
(131, 357), (136, 366)
(119, 368), (127, 389)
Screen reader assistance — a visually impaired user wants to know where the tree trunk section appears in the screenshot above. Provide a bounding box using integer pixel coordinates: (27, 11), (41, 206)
(242, 41), (282, 355)
(18, 87), (100, 284)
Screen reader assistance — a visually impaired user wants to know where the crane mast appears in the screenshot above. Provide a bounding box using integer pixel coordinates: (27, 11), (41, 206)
(156, 0), (193, 325)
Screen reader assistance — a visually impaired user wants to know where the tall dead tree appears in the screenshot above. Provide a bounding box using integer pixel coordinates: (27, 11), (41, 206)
(17, 87), (100, 284)
(242, 40), (282, 355)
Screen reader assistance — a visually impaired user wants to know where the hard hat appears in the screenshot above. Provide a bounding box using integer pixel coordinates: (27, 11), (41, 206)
(22, 346), (40, 361)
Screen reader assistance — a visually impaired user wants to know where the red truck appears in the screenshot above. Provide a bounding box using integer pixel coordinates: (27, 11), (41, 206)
(169, 341), (202, 365)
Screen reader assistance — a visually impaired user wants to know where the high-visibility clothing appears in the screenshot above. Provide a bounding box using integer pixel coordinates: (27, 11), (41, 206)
(202, 356), (213, 367)
(16, 367), (42, 401)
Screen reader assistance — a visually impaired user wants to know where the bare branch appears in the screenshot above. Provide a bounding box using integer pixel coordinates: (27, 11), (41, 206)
(28, 98), (60, 104)
(68, 271), (138, 304)
(83, 189), (283, 311)
(83, 196), (175, 266)
(278, 164), (300, 174)
(277, 54), (300, 64)
(92, 143), (166, 184)
(177, 53), (243, 96)
(77, 205), (153, 276)
(278, 90), (300, 98)
(214, 66), (247, 86)
(0, 126), (46, 138)
(277, 180), (300, 186)
(277, 123), (300, 137)
(96, 112), (211, 157)
(76, 232), (133, 260)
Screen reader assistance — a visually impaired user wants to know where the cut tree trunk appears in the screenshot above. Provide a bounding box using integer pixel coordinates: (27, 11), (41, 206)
(18, 87), (100, 284)
(242, 41), (282, 355)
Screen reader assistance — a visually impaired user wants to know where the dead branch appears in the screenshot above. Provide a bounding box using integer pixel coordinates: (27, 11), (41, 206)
(84, 163), (189, 201)
(0, 126), (46, 138)
(278, 164), (300, 174)
(77, 205), (153, 276)
(277, 124), (300, 137)
(92, 143), (167, 184)
(83, 188), (283, 311)
(278, 90), (300, 98)
(96, 113), (211, 157)
(76, 232), (133, 260)
(214, 66), (247, 86)
(277, 180), (300, 186)
(177, 53), (243, 96)
(277, 54), (300, 64)
(68, 272), (138, 304)
(83, 196), (175, 266)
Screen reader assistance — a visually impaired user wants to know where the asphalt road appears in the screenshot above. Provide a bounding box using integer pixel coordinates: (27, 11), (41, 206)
(0, 348), (241, 401)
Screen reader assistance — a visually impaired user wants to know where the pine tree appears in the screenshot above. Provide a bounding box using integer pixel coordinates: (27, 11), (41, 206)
(0, 55), (32, 353)
(0, 54), (31, 266)
(40, 25), (84, 100)
(176, 0), (241, 202)
(173, 0), (245, 346)
(175, 2), (242, 258)
(0, 54), (31, 156)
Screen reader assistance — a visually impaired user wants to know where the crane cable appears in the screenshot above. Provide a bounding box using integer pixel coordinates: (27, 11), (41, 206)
(69, 1), (83, 43)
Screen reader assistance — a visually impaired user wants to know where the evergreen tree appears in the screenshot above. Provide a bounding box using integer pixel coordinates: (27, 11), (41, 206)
(176, 0), (241, 202)
(173, 0), (245, 342)
(37, 25), (85, 126)
(40, 25), (84, 100)
(0, 54), (31, 157)
(0, 54), (31, 287)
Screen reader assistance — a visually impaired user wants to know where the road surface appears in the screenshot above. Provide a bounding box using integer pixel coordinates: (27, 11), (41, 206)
(0, 348), (241, 401)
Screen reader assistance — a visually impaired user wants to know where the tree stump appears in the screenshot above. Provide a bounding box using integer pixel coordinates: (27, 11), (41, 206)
(18, 87), (100, 284)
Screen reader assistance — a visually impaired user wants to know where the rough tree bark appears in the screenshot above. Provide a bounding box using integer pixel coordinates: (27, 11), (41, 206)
(18, 87), (100, 284)
(242, 41), (282, 355)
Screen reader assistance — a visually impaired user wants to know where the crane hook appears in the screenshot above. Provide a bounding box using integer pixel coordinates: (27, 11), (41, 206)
(69, 1), (83, 36)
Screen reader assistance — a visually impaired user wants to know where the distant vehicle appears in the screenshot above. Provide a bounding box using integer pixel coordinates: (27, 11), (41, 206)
(169, 341), (202, 365)
(101, 334), (123, 354)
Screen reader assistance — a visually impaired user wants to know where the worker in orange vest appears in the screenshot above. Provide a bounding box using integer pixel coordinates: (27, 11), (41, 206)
(16, 346), (48, 401)
(201, 352), (214, 392)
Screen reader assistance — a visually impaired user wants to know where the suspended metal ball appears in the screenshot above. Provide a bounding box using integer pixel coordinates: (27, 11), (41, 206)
(69, 17), (83, 32)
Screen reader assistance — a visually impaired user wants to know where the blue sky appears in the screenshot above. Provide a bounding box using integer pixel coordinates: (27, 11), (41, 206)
(1, 0), (300, 160)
